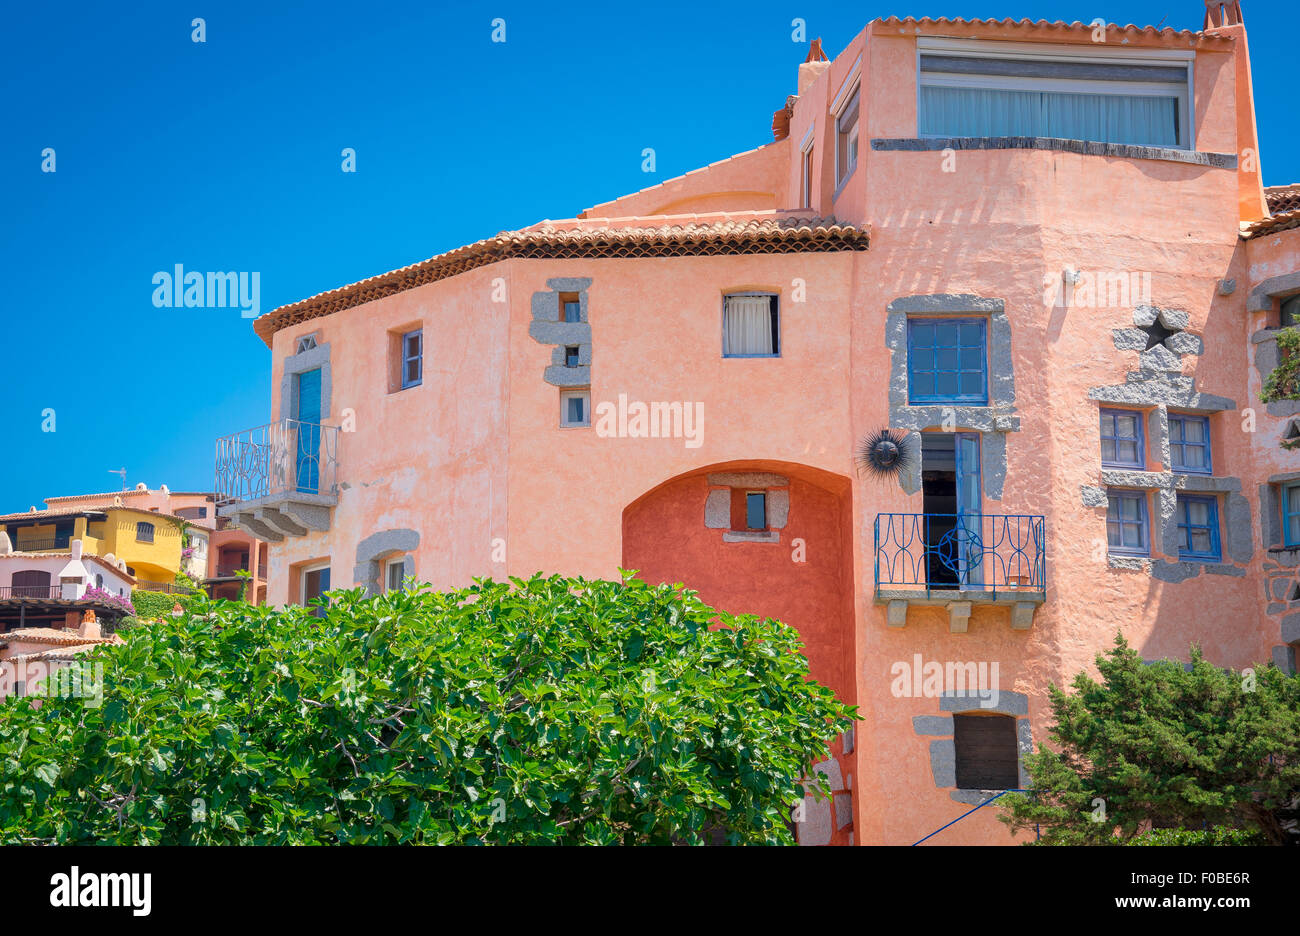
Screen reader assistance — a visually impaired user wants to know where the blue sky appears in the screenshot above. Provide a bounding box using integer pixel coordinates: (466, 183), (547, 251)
(0, 0), (1294, 511)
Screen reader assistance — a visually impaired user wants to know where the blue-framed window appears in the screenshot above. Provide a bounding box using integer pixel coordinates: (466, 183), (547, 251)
(907, 318), (987, 404)
(1099, 408), (1144, 469)
(746, 492), (767, 530)
(1168, 413), (1211, 474)
(1176, 494), (1220, 561)
(1106, 490), (1149, 556)
(1283, 484), (1300, 548)
(401, 329), (422, 388)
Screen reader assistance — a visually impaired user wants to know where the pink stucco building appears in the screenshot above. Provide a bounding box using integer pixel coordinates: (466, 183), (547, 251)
(216, 3), (1300, 844)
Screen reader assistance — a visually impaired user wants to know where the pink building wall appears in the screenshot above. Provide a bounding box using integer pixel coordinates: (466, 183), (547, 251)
(226, 14), (1300, 844)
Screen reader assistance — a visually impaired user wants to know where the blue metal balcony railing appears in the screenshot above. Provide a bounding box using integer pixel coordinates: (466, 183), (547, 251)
(874, 513), (1046, 600)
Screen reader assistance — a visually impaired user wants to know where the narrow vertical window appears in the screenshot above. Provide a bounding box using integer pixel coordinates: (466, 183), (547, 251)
(1099, 408), (1145, 469)
(1168, 413), (1210, 474)
(560, 389), (590, 428)
(800, 144), (814, 208)
(1284, 484), (1300, 548)
(1106, 491), (1148, 556)
(386, 558), (405, 593)
(1177, 495), (1220, 561)
(746, 492), (767, 531)
(402, 329), (423, 388)
(835, 86), (860, 186)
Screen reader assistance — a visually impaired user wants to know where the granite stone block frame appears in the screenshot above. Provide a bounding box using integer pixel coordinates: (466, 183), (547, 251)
(353, 528), (420, 595)
(529, 277), (593, 388)
(1085, 306), (1250, 581)
(912, 692), (1034, 806)
(885, 294), (1018, 498)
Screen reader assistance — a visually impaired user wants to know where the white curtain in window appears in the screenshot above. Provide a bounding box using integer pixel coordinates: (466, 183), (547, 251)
(724, 296), (773, 355)
(920, 86), (1179, 147)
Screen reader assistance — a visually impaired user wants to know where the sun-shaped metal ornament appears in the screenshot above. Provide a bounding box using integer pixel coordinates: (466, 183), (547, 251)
(855, 428), (914, 480)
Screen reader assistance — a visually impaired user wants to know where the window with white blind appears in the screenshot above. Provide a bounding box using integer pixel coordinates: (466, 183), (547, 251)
(722, 293), (779, 358)
(917, 39), (1192, 149)
(835, 87), (859, 185)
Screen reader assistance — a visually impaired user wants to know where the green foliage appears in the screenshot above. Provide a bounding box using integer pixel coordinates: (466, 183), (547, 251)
(999, 635), (1300, 845)
(129, 589), (178, 621)
(1260, 326), (1300, 404)
(1124, 826), (1266, 846)
(0, 573), (854, 845)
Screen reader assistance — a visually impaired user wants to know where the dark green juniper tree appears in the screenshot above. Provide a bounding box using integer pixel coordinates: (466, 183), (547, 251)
(0, 573), (854, 845)
(999, 634), (1300, 845)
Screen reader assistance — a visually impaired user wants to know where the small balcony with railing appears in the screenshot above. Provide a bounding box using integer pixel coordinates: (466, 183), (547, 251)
(214, 418), (340, 541)
(873, 513), (1047, 631)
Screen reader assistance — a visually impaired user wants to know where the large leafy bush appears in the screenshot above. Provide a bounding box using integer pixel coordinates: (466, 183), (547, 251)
(0, 573), (854, 845)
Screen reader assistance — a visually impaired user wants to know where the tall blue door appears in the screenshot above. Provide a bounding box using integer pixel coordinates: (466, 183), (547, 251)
(296, 369), (322, 493)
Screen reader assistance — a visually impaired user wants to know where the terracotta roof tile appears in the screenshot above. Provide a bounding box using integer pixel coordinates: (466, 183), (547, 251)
(1242, 209), (1300, 240)
(875, 15), (1233, 45)
(7, 640), (121, 664)
(1265, 185), (1300, 215)
(3, 628), (119, 647)
(252, 213), (868, 346)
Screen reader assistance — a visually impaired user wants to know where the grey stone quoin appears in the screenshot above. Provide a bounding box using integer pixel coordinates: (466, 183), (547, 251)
(884, 294), (1018, 498)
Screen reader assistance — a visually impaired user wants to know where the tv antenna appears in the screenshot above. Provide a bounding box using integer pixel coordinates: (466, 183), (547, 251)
(108, 468), (127, 491)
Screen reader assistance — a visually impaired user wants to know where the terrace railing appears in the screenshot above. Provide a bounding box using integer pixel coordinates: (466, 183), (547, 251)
(874, 513), (1046, 600)
(0, 586), (65, 599)
(214, 418), (339, 506)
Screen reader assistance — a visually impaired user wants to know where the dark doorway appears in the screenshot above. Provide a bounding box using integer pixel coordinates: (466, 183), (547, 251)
(921, 434), (958, 586)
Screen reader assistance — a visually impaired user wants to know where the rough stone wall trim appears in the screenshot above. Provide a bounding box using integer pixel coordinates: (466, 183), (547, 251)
(530, 278), (593, 388)
(1246, 271), (1300, 314)
(353, 528), (421, 595)
(870, 136), (1236, 168)
(885, 298), (1016, 501)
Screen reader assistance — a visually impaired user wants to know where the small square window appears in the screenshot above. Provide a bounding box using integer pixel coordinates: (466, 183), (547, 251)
(136, 521), (155, 543)
(295, 334), (318, 354)
(1100, 408), (1144, 469)
(907, 318), (987, 404)
(401, 329), (423, 388)
(1168, 413), (1210, 474)
(1177, 494), (1220, 561)
(560, 389), (590, 428)
(746, 492), (767, 531)
(565, 346), (580, 367)
(1106, 491), (1148, 556)
(722, 293), (779, 357)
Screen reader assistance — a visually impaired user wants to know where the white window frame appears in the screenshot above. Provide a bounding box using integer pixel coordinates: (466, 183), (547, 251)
(833, 84), (860, 189)
(300, 561), (330, 606)
(560, 389), (590, 428)
(385, 557), (406, 593)
(721, 291), (780, 359)
(799, 125), (816, 209)
(915, 37), (1195, 150)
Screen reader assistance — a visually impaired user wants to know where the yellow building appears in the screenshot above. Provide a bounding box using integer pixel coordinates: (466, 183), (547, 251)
(0, 505), (187, 587)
